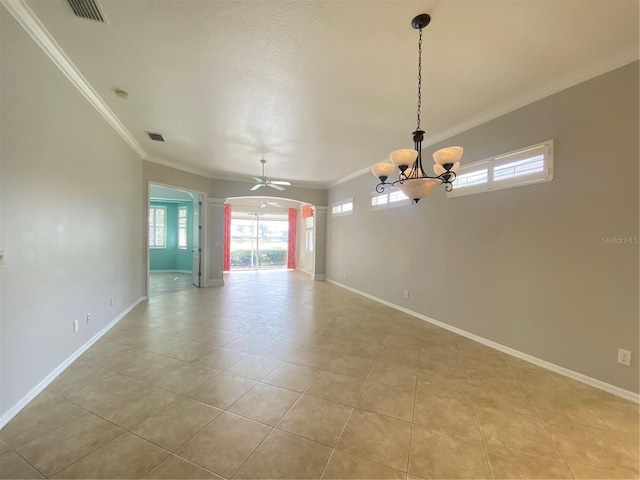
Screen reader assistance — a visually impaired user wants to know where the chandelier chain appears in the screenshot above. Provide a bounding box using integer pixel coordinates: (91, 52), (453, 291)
(416, 27), (422, 131)
(370, 14), (464, 203)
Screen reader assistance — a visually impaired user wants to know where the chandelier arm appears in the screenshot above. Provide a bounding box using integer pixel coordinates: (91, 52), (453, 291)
(391, 176), (444, 188)
(375, 182), (389, 193)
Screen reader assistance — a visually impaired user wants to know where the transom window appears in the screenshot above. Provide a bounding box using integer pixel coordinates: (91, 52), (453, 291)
(448, 140), (553, 198)
(371, 187), (411, 211)
(331, 198), (354, 216)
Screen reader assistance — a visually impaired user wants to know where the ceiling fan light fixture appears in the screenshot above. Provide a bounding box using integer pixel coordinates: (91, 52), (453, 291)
(371, 14), (464, 202)
(250, 159), (291, 192)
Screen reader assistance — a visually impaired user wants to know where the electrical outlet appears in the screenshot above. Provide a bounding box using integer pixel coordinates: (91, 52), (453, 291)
(404, 290), (410, 298)
(109, 298), (114, 306)
(618, 349), (631, 366)
(86, 313), (91, 324)
(73, 319), (79, 333)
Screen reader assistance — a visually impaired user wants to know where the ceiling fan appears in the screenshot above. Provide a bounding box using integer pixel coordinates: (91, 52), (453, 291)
(251, 159), (291, 191)
(260, 200), (281, 208)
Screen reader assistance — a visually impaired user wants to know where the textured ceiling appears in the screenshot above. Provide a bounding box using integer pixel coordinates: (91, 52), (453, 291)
(26, 0), (639, 187)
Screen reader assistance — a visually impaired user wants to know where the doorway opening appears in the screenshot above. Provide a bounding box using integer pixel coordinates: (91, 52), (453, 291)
(230, 213), (288, 271)
(148, 184), (204, 295)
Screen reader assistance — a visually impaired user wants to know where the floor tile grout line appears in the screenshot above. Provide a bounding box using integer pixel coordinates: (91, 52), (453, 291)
(318, 345), (382, 479)
(226, 350), (330, 479)
(406, 351), (420, 476)
(1, 406), (91, 458)
(41, 373), (240, 477)
(12, 272), (637, 479)
(522, 387), (579, 480)
(460, 351), (494, 480)
(45, 430), (132, 478)
(192, 313), (364, 475)
(31, 393), (181, 478)
(160, 454), (223, 479)
(7, 442), (50, 479)
(56, 390), (234, 479)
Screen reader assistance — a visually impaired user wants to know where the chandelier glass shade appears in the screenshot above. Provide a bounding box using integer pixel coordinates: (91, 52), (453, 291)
(371, 14), (464, 203)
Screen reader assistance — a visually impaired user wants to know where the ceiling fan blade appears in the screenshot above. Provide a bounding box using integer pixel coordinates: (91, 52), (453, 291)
(260, 203), (267, 208)
(269, 180), (291, 186)
(252, 177), (264, 183)
(250, 184), (263, 191)
(267, 183), (285, 191)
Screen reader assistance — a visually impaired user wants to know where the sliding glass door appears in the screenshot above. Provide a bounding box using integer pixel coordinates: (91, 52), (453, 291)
(230, 214), (288, 270)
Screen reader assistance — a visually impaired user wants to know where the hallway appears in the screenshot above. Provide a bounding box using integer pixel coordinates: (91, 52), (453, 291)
(149, 272), (196, 296)
(1, 271), (637, 479)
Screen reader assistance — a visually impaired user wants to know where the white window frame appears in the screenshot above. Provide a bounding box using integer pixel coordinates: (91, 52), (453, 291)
(371, 187), (411, 211)
(305, 230), (314, 252)
(331, 197), (355, 217)
(305, 216), (314, 252)
(149, 205), (166, 249)
(178, 206), (188, 250)
(448, 140), (554, 198)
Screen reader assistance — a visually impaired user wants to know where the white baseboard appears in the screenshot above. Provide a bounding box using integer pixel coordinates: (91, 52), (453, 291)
(208, 279), (224, 287)
(296, 269), (324, 281)
(0, 297), (146, 429)
(327, 279), (639, 404)
(150, 269), (192, 274)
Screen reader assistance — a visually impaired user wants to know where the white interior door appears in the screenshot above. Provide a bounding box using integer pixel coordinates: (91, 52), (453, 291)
(192, 197), (202, 287)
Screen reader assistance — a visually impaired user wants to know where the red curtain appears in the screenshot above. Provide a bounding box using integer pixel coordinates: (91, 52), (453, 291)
(287, 208), (297, 269)
(302, 205), (314, 219)
(223, 203), (231, 271)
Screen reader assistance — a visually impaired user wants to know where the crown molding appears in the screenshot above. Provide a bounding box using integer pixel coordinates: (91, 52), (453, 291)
(326, 166), (371, 189)
(144, 156), (218, 179)
(1, 0), (147, 159)
(145, 156), (327, 190)
(328, 48), (639, 190)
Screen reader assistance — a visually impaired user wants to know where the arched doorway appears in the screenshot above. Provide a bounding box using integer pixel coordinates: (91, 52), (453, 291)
(224, 197), (313, 273)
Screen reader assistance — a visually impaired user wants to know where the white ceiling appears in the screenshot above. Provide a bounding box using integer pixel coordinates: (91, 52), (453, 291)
(25, 0), (639, 187)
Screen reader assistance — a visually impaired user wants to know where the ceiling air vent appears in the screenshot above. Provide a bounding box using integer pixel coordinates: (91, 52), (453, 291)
(146, 132), (165, 142)
(66, 0), (105, 22)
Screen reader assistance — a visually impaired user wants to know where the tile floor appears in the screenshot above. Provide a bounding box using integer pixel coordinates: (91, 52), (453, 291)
(149, 272), (196, 296)
(1, 271), (638, 479)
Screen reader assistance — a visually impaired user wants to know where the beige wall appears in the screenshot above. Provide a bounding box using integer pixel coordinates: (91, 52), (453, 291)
(1, 9), (144, 419)
(327, 62), (639, 393)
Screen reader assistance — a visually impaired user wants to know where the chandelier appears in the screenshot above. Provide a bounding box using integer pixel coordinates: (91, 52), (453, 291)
(371, 14), (464, 203)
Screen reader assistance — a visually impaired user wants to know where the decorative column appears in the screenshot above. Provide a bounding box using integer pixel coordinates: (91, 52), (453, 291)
(208, 198), (225, 286)
(311, 206), (327, 281)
